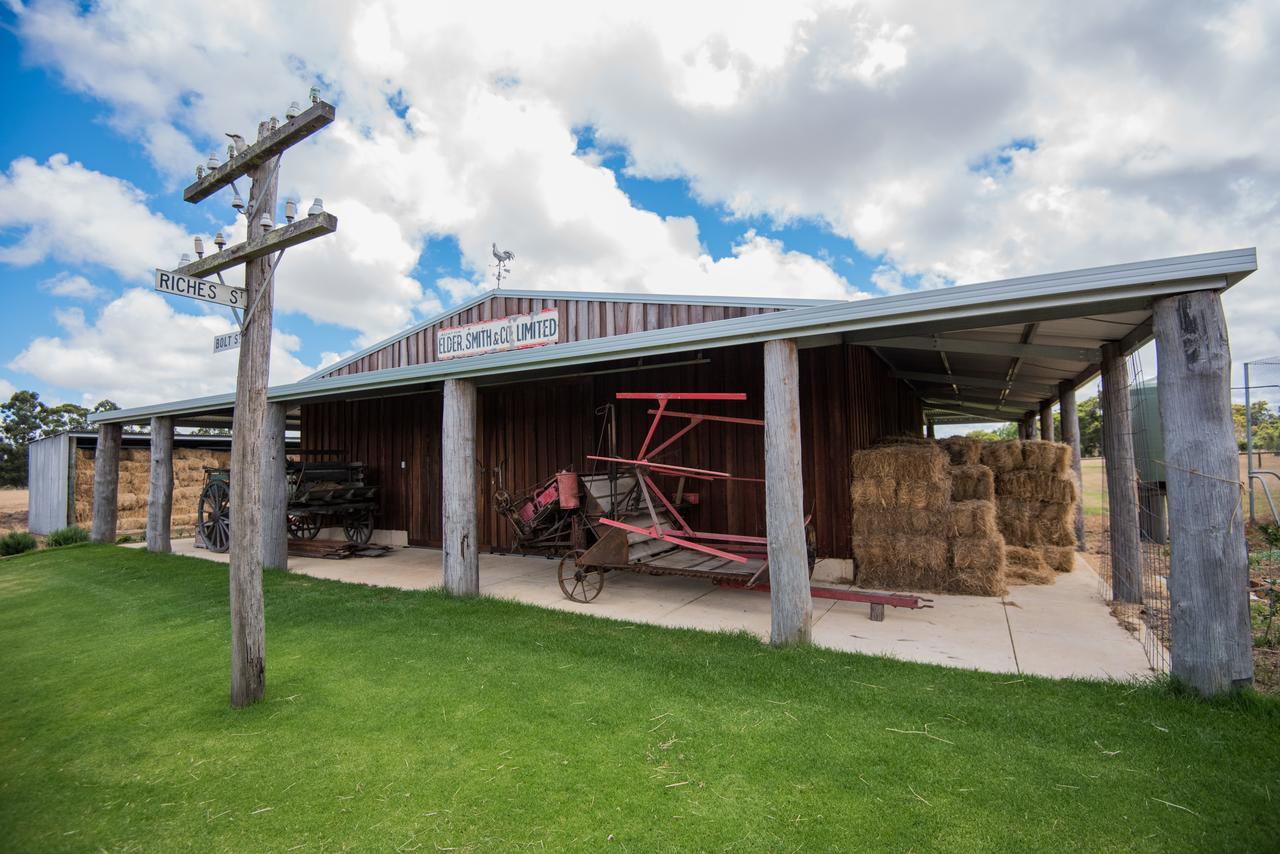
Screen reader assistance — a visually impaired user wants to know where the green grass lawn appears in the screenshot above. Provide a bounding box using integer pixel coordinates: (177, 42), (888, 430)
(2, 546), (1278, 851)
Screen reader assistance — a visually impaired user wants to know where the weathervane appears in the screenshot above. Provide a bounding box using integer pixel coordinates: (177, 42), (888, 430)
(491, 242), (515, 288)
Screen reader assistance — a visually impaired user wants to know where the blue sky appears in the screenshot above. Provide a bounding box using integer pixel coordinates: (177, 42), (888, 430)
(0, 14), (890, 408)
(2, 1), (1275, 414)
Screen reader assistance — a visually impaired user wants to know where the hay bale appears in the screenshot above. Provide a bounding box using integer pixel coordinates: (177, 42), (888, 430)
(949, 536), (1008, 596)
(853, 535), (948, 590)
(995, 470), (1077, 504)
(852, 507), (946, 537)
(980, 440), (1023, 472)
(851, 445), (948, 483)
(1043, 546), (1076, 574)
(1020, 440), (1071, 475)
(939, 436), (984, 466)
(1005, 546), (1055, 585)
(950, 464), (994, 501)
(851, 477), (950, 510)
(872, 434), (936, 448)
(946, 500), (999, 539)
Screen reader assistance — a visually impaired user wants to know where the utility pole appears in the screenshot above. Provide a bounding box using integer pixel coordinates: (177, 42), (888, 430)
(169, 95), (337, 708)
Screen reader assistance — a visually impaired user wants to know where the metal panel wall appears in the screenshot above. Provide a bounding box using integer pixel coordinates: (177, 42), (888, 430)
(300, 342), (921, 557)
(319, 296), (779, 380)
(27, 433), (71, 534)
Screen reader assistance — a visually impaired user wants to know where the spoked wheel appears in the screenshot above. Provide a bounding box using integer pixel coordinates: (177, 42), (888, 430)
(558, 549), (605, 603)
(288, 513), (322, 540)
(343, 510), (373, 545)
(197, 480), (231, 553)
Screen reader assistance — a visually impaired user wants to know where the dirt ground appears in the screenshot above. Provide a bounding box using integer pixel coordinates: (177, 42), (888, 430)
(0, 489), (28, 535)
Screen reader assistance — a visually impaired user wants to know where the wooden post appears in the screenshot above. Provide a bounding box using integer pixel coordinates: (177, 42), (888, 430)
(925, 421), (935, 439)
(90, 423), (122, 544)
(1039, 401), (1053, 441)
(1100, 342), (1142, 603)
(764, 339), (812, 646)
(1058, 381), (1085, 550)
(1153, 291), (1252, 693)
(442, 378), (478, 596)
(1019, 415), (1034, 441)
(146, 416), (173, 552)
(228, 132), (278, 709)
(260, 402), (288, 570)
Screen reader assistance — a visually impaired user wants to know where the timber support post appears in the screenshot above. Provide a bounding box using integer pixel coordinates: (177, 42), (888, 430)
(1100, 342), (1142, 603)
(260, 402), (288, 570)
(443, 378), (479, 596)
(146, 415), (173, 552)
(1153, 291), (1252, 694)
(90, 423), (122, 544)
(1058, 381), (1085, 550)
(763, 338), (812, 646)
(1039, 401), (1054, 441)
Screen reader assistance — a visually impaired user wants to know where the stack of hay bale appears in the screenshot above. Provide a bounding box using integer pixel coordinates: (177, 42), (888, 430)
(980, 439), (1077, 580)
(74, 447), (230, 534)
(851, 442), (1006, 596)
(850, 444), (951, 591)
(939, 436), (1007, 595)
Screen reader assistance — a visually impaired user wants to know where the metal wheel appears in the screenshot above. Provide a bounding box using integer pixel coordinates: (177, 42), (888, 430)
(558, 549), (605, 603)
(198, 480), (231, 553)
(343, 509), (373, 545)
(288, 513), (322, 540)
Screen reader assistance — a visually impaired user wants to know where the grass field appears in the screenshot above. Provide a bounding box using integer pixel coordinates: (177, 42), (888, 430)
(1079, 454), (1280, 521)
(2, 546), (1278, 851)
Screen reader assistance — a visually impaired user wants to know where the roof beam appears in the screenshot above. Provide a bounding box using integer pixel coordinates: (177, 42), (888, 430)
(183, 101), (335, 203)
(923, 397), (1034, 415)
(174, 212), (337, 278)
(867, 335), (1100, 363)
(889, 369), (1056, 397)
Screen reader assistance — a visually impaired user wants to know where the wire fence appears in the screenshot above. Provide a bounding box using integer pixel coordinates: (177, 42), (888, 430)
(1242, 356), (1280, 525)
(1093, 351), (1170, 673)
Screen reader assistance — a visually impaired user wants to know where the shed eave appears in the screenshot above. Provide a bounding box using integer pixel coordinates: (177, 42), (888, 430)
(90, 247), (1257, 426)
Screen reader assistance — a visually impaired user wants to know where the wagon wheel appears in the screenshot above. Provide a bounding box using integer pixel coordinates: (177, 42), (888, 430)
(287, 513), (321, 540)
(343, 509), (374, 545)
(558, 549), (605, 603)
(197, 480), (231, 554)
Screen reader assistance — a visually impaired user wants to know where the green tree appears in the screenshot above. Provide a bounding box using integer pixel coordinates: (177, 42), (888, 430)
(1078, 396), (1102, 456)
(1233, 400), (1276, 450)
(0, 391), (51, 487)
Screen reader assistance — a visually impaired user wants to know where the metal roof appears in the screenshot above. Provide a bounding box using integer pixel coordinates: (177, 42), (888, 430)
(91, 248), (1257, 426)
(302, 287), (839, 381)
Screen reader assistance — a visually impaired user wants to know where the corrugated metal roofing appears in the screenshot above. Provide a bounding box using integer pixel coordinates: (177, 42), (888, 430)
(90, 247), (1257, 426)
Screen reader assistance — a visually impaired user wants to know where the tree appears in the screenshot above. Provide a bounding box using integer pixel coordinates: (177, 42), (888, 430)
(0, 391), (50, 487)
(1078, 395), (1102, 456)
(1232, 400), (1276, 450)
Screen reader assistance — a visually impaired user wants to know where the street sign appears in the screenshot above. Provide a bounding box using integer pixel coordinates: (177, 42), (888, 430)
(154, 268), (246, 308)
(436, 308), (560, 360)
(214, 330), (241, 353)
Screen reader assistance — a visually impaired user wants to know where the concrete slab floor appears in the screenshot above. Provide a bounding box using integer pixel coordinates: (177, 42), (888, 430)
(148, 540), (1154, 682)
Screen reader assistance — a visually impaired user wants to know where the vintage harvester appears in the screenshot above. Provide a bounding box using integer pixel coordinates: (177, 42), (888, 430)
(196, 458), (378, 553)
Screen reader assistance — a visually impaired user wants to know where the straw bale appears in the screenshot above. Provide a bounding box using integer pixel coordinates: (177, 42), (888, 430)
(850, 477), (950, 510)
(1020, 440), (1072, 475)
(851, 445), (948, 483)
(852, 507), (946, 537)
(850, 478), (897, 507)
(1043, 546), (1077, 574)
(950, 464), (994, 501)
(980, 440), (1023, 472)
(872, 434), (936, 448)
(939, 436), (983, 466)
(996, 470), (1077, 503)
(948, 536), (1008, 596)
(853, 535), (948, 590)
(1004, 546), (1055, 585)
(946, 500), (999, 539)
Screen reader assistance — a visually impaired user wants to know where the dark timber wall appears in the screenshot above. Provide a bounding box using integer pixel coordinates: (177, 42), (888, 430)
(318, 295), (785, 379)
(300, 342), (920, 558)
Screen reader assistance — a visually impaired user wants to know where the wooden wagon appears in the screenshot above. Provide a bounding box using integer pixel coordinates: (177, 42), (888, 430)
(196, 459), (379, 553)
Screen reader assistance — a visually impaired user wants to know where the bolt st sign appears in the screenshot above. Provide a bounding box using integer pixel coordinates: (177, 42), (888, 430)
(436, 308), (560, 360)
(154, 268), (246, 308)
(213, 330), (241, 353)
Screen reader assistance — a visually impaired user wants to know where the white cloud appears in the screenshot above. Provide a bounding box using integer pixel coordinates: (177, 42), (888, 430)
(0, 153), (189, 280)
(39, 271), (105, 299)
(7, 0), (1280, 397)
(0, 378), (16, 401)
(8, 289), (316, 407)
